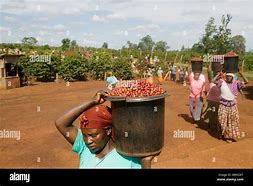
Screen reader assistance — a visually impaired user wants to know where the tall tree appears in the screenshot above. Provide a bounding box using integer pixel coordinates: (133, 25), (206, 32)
(154, 41), (169, 52)
(127, 40), (138, 50)
(61, 38), (71, 51)
(70, 40), (78, 51)
(192, 14), (234, 54)
(138, 35), (155, 51)
(201, 17), (217, 53)
(214, 14), (233, 54)
(22, 37), (38, 46)
(192, 42), (204, 53)
(102, 42), (108, 49)
(231, 35), (246, 55)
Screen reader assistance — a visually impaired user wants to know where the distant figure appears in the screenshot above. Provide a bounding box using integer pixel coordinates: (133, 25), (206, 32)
(171, 66), (177, 82)
(146, 72), (154, 84)
(183, 67), (188, 86)
(179, 67), (185, 84)
(106, 72), (118, 90)
(167, 64), (172, 81)
(157, 67), (163, 85)
(176, 67), (181, 82)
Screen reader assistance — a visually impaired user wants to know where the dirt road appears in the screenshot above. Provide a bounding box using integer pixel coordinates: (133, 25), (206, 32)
(0, 80), (252, 168)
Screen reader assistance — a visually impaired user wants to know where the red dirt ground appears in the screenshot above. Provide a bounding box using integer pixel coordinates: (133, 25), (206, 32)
(0, 80), (253, 168)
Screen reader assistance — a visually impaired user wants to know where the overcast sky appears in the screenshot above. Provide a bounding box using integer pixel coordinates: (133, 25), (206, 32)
(0, 0), (253, 51)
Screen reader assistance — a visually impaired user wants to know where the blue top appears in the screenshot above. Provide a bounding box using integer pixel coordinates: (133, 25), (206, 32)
(171, 67), (176, 74)
(106, 76), (118, 86)
(72, 129), (141, 169)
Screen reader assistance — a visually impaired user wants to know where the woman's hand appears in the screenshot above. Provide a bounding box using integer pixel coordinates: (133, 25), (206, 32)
(92, 90), (108, 105)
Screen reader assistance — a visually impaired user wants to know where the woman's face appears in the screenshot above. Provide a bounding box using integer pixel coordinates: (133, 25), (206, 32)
(226, 75), (233, 83)
(81, 128), (111, 154)
(193, 72), (200, 80)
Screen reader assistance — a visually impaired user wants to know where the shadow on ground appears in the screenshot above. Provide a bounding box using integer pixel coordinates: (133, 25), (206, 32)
(178, 113), (222, 140)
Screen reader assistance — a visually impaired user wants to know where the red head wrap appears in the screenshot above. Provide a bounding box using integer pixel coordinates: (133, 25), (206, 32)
(80, 105), (112, 129)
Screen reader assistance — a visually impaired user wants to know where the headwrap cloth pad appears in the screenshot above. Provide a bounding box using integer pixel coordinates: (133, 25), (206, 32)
(80, 105), (114, 140)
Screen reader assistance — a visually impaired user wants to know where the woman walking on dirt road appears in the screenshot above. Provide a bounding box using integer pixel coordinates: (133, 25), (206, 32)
(213, 71), (248, 143)
(188, 72), (206, 128)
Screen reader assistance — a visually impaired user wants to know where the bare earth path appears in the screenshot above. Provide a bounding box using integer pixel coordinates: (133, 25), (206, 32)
(0, 80), (252, 168)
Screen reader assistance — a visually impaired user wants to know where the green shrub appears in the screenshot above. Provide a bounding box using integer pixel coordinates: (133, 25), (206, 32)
(89, 52), (112, 80)
(58, 54), (89, 81)
(16, 55), (61, 82)
(112, 57), (133, 80)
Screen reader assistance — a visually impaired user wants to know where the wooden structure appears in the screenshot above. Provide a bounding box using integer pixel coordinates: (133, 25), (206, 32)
(0, 54), (23, 90)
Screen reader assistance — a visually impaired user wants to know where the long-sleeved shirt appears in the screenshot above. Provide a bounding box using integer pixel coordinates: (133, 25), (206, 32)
(217, 79), (245, 106)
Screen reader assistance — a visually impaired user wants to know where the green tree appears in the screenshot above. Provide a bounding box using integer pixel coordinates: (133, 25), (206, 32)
(102, 42), (108, 49)
(70, 40), (78, 51)
(191, 43), (205, 54)
(231, 35), (246, 55)
(214, 14), (233, 54)
(180, 45), (185, 51)
(59, 54), (89, 81)
(244, 52), (253, 71)
(22, 37), (38, 46)
(192, 14), (234, 55)
(112, 57), (133, 80)
(127, 40), (138, 50)
(61, 38), (71, 51)
(154, 41), (169, 52)
(138, 35), (155, 51)
(89, 51), (112, 80)
(201, 17), (217, 53)
(43, 44), (50, 50)
(16, 55), (61, 82)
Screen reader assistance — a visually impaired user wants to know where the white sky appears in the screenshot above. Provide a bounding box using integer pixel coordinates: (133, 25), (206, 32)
(0, 0), (253, 51)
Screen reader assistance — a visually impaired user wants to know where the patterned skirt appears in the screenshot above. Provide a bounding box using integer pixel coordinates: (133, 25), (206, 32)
(218, 104), (240, 140)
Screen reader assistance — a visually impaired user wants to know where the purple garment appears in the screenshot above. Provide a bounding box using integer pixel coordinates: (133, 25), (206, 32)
(207, 83), (221, 103)
(217, 79), (245, 106)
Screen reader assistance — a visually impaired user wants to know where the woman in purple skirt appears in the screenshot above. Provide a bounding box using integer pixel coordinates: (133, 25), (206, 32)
(213, 71), (248, 143)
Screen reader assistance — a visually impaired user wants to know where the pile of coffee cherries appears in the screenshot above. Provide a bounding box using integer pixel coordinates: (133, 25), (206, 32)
(108, 79), (165, 97)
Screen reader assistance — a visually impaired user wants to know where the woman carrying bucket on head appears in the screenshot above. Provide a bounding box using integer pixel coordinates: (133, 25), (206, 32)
(188, 57), (206, 128)
(212, 52), (249, 143)
(55, 90), (157, 168)
(188, 72), (206, 128)
(213, 71), (248, 143)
